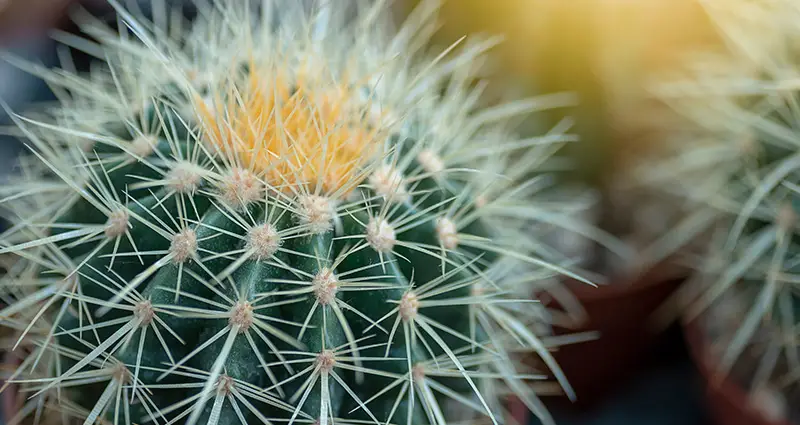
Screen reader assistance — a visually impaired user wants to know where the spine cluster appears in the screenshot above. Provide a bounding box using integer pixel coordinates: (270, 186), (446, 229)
(0, 1), (588, 425)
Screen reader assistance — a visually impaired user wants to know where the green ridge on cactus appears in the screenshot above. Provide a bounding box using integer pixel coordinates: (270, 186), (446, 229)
(0, 2), (591, 425)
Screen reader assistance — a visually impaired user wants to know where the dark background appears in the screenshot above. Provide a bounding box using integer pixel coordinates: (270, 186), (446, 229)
(536, 325), (712, 425)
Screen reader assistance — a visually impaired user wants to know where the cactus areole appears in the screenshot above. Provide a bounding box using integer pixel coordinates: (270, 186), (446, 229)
(0, 1), (583, 425)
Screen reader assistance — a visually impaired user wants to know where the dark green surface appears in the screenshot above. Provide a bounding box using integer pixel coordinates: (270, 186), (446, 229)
(0, 328), (715, 425)
(0, 8), (717, 425)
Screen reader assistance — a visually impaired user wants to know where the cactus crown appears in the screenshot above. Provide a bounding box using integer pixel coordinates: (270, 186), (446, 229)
(0, 1), (585, 425)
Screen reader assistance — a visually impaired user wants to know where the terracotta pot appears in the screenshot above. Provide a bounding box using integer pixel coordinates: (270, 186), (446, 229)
(533, 263), (686, 409)
(683, 319), (792, 425)
(1, 350), (21, 425)
(0, 0), (118, 46)
(0, 0), (76, 44)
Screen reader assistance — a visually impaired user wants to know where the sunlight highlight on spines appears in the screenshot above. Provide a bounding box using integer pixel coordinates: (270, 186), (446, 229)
(0, 1), (595, 425)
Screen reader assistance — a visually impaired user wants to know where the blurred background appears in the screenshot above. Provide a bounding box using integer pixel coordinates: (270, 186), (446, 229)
(0, 1), (735, 424)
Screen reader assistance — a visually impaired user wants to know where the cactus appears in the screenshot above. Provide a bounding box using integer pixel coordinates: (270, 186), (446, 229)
(0, 1), (590, 425)
(649, 0), (800, 422)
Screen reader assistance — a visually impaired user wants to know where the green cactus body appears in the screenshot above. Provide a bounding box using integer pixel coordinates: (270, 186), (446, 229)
(0, 1), (588, 425)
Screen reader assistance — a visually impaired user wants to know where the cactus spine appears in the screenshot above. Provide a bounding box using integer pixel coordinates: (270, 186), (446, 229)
(0, 1), (586, 425)
(650, 0), (800, 422)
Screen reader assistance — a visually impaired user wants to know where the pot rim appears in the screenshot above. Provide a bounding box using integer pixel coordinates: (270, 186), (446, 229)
(564, 259), (686, 301)
(683, 318), (793, 425)
(1, 350), (20, 425)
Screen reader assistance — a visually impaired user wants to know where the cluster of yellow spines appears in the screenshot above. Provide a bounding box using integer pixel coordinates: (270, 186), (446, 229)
(196, 57), (387, 196)
(0, 2), (590, 425)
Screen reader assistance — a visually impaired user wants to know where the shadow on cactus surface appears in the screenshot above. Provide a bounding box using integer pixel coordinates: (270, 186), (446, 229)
(0, 1), (598, 425)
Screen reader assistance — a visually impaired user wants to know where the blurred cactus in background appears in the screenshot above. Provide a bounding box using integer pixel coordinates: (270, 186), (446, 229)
(397, 0), (724, 278)
(650, 0), (800, 423)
